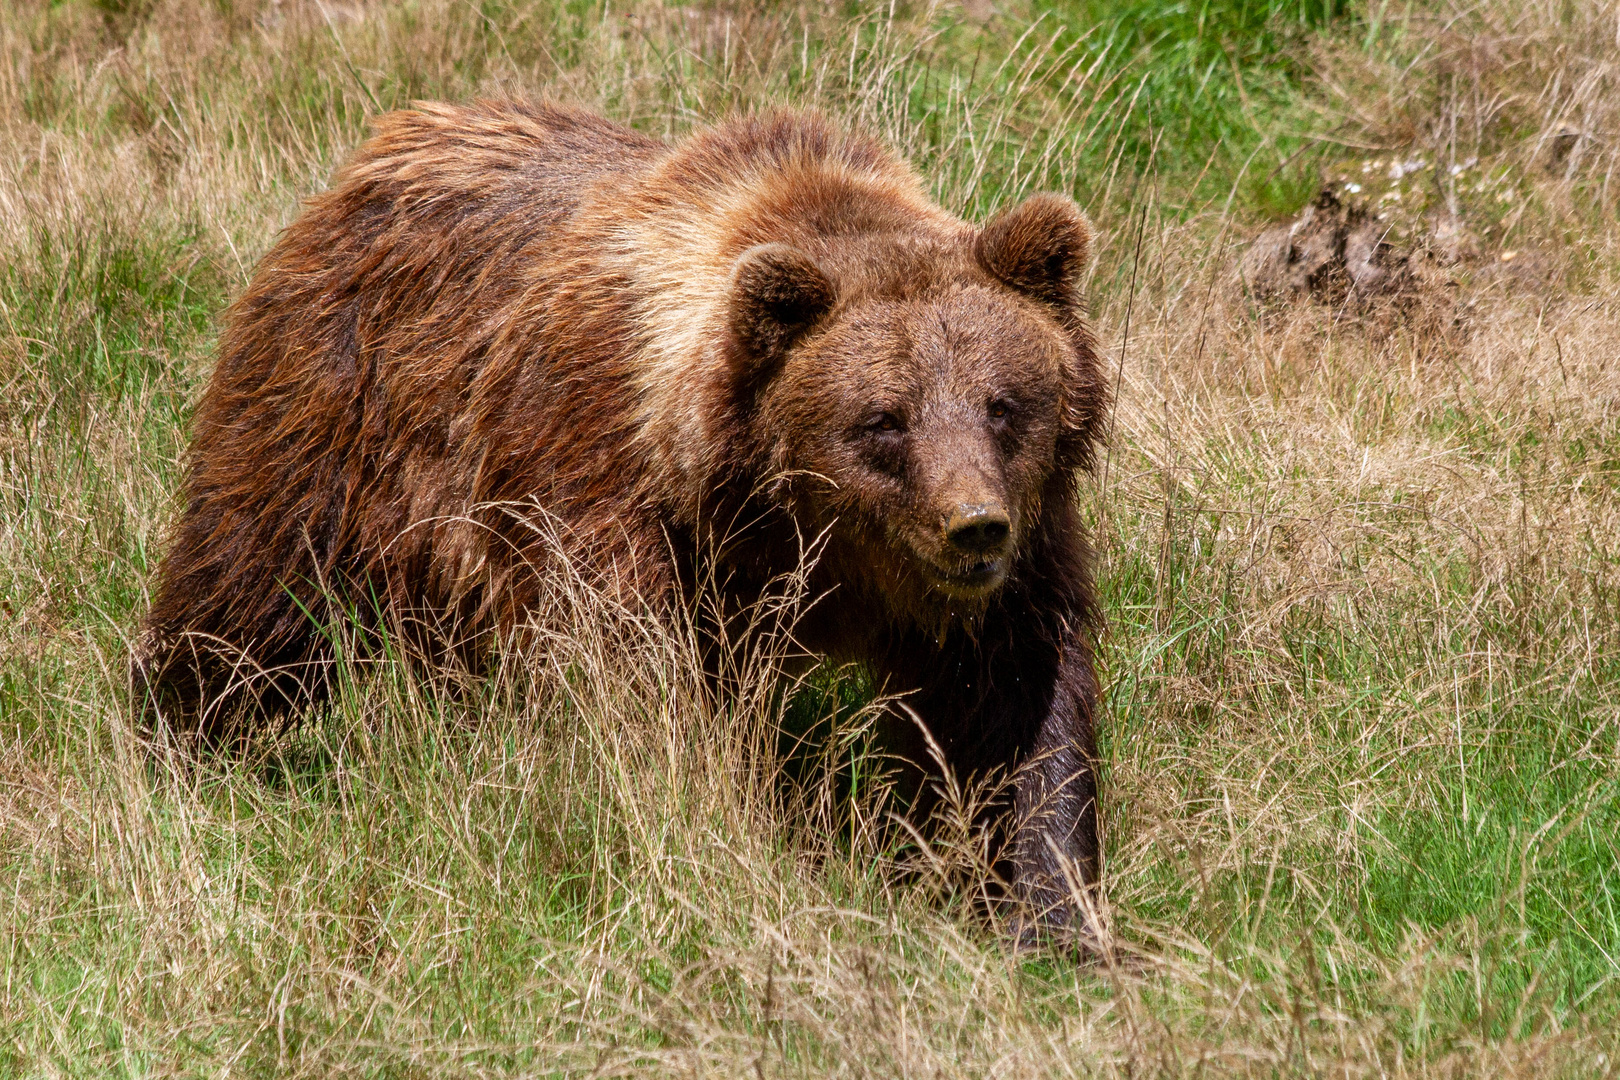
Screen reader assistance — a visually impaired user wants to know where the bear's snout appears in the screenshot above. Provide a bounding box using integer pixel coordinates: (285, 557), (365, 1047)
(901, 422), (1022, 597)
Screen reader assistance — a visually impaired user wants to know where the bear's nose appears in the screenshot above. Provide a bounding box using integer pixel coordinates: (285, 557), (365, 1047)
(945, 504), (1011, 555)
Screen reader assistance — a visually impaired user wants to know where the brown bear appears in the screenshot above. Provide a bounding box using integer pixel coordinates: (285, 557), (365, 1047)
(135, 101), (1109, 945)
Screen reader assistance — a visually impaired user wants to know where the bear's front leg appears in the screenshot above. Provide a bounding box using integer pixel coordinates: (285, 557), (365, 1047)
(1003, 636), (1103, 950)
(880, 605), (1104, 952)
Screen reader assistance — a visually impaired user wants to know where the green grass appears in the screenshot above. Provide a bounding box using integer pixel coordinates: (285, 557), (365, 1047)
(3, 0), (1619, 1075)
(1104, 496), (1620, 1020)
(1045, 0), (1344, 214)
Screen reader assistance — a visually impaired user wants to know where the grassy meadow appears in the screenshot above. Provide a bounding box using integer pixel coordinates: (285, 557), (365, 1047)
(3, 0), (1620, 1074)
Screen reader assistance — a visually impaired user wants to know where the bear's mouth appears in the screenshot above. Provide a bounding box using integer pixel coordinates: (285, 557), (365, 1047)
(924, 556), (1009, 597)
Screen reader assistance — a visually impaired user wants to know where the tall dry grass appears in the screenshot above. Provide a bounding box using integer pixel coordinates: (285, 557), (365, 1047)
(2, 0), (1619, 1075)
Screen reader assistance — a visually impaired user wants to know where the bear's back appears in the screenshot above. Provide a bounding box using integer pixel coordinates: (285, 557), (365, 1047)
(138, 103), (667, 726)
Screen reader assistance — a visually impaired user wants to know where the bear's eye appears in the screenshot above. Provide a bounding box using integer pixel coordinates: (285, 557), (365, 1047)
(988, 399), (1013, 420)
(869, 412), (903, 433)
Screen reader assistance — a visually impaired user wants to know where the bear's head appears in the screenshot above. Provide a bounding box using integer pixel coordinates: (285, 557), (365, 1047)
(725, 193), (1104, 621)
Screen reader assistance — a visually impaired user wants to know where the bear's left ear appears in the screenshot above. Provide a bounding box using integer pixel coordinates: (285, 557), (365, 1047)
(974, 193), (1093, 310)
(727, 243), (837, 390)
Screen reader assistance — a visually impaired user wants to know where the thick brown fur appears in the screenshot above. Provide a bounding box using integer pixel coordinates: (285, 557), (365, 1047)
(136, 101), (1109, 943)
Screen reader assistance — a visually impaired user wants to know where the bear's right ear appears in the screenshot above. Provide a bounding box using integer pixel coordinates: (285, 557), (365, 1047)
(726, 243), (836, 385)
(974, 193), (1093, 310)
